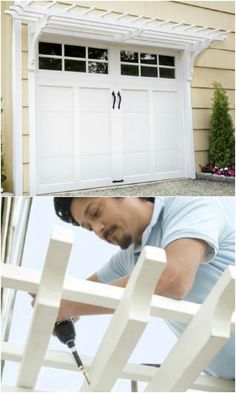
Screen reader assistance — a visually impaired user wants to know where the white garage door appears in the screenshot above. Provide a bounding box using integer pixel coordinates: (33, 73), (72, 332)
(36, 40), (187, 194)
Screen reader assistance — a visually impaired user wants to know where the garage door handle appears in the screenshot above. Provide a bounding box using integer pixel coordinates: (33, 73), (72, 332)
(112, 91), (116, 109)
(117, 91), (121, 109)
(112, 179), (124, 183)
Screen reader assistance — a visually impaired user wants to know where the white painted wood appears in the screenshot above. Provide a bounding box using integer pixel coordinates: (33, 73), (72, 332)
(2, 342), (235, 392)
(12, 19), (23, 195)
(1, 385), (49, 392)
(145, 266), (235, 392)
(16, 226), (73, 389)
(1, 262), (235, 331)
(79, 246), (166, 392)
(28, 23), (37, 195)
(178, 49), (196, 178)
(7, 2), (229, 51)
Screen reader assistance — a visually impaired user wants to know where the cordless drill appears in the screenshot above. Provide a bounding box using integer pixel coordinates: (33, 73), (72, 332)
(54, 319), (90, 385)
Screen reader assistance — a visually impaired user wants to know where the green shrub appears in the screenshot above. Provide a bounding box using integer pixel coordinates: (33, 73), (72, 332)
(208, 82), (235, 168)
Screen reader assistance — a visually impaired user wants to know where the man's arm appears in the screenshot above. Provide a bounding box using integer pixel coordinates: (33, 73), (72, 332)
(155, 238), (207, 298)
(56, 237), (207, 321)
(56, 273), (114, 322)
(107, 238), (207, 299)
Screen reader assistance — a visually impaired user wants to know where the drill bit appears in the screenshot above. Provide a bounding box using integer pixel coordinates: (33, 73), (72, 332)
(67, 342), (91, 385)
(54, 319), (90, 385)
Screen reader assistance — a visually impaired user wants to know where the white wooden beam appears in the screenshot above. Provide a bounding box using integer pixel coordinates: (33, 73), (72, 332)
(2, 342), (235, 392)
(79, 246), (166, 392)
(1, 385), (49, 392)
(2, 262), (235, 331)
(145, 266), (235, 392)
(16, 226), (73, 389)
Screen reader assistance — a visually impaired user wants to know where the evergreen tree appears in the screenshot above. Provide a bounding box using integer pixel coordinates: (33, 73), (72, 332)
(208, 82), (235, 168)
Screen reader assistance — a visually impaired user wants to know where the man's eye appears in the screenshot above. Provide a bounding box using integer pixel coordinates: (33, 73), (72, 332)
(91, 208), (99, 218)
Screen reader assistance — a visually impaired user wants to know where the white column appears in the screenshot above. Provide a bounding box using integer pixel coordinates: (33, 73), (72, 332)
(28, 23), (37, 195)
(12, 20), (23, 195)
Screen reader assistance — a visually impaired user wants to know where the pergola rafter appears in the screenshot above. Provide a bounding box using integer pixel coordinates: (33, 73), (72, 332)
(5, 1), (230, 71)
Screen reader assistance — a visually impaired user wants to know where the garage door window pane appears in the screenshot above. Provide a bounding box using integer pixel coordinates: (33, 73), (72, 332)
(121, 64), (139, 76)
(159, 68), (175, 79)
(159, 55), (175, 66)
(88, 48), (108, 61)
(39, 42), (62, 56)
(141, 66), (158, 77)
(65, 45), (86, 58)
(120, 51), (138, 63)
(141, 53), (157, 64)
(88, 62), (108, 74)
(65, 60), (86, 72)
(39, 57), (62, 70)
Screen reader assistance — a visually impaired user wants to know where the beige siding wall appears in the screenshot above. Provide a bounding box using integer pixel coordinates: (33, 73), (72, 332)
(3, 1), (235, 193)
(1, 1), (13, 192)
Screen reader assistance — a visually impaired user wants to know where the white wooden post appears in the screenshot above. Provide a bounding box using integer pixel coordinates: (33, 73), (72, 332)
(79, 246), (166, 392)
(16, 226), (73, 389)
(145, 266), (235, 392)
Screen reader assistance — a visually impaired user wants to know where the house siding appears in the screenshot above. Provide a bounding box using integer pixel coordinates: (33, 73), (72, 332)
(2, 1), (235, 194)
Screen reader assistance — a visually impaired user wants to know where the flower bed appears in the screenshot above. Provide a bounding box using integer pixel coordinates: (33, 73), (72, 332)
(198, 164), (235, 183)
(200, 164), (235, 177)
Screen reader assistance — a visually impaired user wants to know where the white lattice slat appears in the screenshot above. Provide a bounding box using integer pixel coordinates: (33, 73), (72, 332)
(145, 266), (235, 392)
(16, 226), (73, 389)
(2, 262), (235, 330)
(79, 246), (166, 392)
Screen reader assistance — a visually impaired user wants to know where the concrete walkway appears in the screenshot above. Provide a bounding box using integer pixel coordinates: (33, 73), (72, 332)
(49, 179), (235, 196)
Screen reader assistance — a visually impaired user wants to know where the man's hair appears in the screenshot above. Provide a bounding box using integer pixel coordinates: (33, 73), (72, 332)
(54, 197), (155, 226)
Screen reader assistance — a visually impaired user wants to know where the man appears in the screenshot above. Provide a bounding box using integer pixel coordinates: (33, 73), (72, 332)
(54, 196), (235, 380)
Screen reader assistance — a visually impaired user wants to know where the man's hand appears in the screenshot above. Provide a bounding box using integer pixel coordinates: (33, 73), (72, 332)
(56, 299), (80, 323)
(29, 293), (80, 323)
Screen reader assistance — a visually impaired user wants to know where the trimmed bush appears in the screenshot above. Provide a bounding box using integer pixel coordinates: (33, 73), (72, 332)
(208, 82), (235, 168)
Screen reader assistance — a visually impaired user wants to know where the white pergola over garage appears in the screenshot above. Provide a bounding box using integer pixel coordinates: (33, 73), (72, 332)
(6, 1), (230, 194)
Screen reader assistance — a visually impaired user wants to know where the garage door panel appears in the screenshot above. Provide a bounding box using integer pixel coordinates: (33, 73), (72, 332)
(79, 155), (112, 180)
(37, 113), (74, 157)
(38, 86), (73, 112)
(39, 157), (74, 184)
(122, 90), (149, 113)
(153, 91), (177, 113)
(79, 113), (111, 155)
(35, 44), (188, 193)
(79, 87), (111, 113)
(154, 114), (179, 149)
(154, 149), (181, 172)
(124, 152), (151, 176)
(122, 113), (150, 152)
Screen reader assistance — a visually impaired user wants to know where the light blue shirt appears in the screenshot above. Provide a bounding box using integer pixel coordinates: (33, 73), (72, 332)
(97, 197), (235, 379)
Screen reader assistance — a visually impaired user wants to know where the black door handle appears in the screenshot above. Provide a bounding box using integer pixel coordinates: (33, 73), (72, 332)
(112, 91), (116, 109)
(117, 91), (121, 109)
(112, 179), (124, 183)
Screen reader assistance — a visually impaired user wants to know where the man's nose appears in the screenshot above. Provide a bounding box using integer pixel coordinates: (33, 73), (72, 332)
(92, 222), (105, 237)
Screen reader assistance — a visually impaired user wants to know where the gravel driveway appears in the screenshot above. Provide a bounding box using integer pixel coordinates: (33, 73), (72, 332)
(49, 179), (235, 196)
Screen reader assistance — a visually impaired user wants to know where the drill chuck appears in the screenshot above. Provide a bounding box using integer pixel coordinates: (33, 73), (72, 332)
(54, 319), (90, 385)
